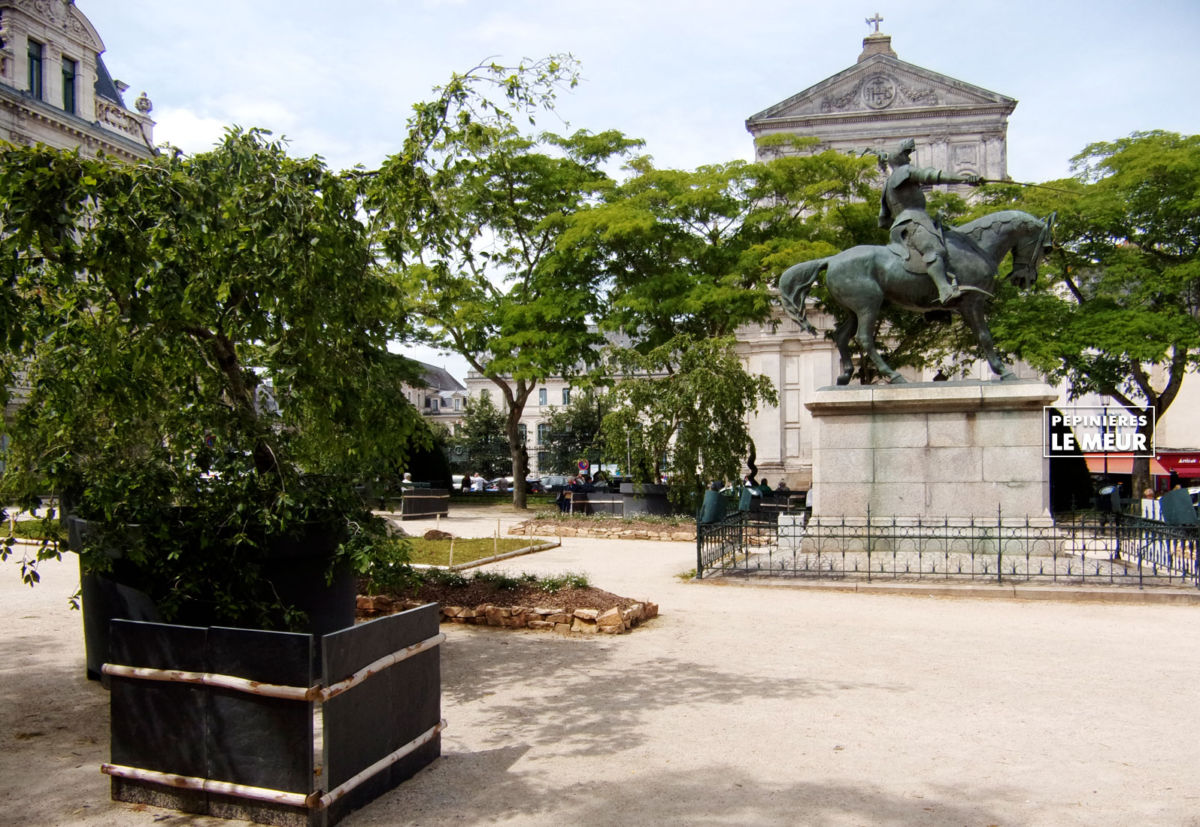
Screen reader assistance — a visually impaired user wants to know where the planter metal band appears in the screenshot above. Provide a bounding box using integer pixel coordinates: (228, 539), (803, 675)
(100, 632), (447, 701)
(100, 763), (318, 809)
(319, 632), (446, 701)
(101, 719), (446, 810)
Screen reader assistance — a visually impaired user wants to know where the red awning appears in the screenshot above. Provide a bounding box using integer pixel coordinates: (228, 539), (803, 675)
(1155, 452), (1200, 478)
(1082, 454), (1169, 476)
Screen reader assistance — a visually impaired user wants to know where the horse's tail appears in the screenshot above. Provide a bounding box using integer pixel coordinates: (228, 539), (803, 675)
(778, 258), (828, 334)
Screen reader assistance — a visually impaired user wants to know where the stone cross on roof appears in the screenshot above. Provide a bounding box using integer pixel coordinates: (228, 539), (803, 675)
(865, 12), (884, 33)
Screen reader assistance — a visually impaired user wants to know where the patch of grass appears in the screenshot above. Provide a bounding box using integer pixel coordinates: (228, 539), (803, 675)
(676, 568), (697, 581)
(6, 518), (66, 543)
(406, 536), (551, 567)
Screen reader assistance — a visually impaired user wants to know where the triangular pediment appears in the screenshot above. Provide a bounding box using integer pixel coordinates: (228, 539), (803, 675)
(748, 54), (1014, 124)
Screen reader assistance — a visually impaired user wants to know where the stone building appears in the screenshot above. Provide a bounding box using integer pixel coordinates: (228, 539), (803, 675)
(404, 361), (468, 431)
(1, 0), (155, 442)
(0, 0), (154, 160)
(463, 369), (577, 478)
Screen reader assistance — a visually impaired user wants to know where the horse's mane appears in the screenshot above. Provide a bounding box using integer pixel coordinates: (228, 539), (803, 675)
(954, 210), (1034, 247)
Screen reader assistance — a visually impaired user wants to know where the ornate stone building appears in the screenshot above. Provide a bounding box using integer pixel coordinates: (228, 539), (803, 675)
(1, 0), (154, 437)
(737, 25), (1021, 490)
(0, 0), (154, 160)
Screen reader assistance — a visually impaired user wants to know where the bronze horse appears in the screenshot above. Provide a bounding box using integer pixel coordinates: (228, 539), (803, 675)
(779, 209), (1054, 384)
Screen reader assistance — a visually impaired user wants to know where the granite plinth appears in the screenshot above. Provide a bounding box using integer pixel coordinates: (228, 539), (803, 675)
(804, 381), (1056, 524)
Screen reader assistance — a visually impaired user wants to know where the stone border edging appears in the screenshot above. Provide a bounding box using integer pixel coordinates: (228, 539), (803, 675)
(509, 519), (694, 542)
(358, 595), (660, 635)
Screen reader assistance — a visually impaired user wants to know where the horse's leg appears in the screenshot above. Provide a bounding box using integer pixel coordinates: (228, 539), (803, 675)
(854, 304), (905, 384)
(833, 315), (857, 385)
(959, 298), (1016, 380)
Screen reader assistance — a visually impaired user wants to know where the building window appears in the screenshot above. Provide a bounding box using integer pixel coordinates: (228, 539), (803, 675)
(537, 424), (549, 446)
(538, 388), (547, 406)
(453, 397), (461, 411)
(62, 57), (77, 114)
(430, 399), (439, 412)
(518, 423), (527, 444)
(27, 39), (44, 100)
(480, 389), (490, 402)
(562, 388), (571, 406)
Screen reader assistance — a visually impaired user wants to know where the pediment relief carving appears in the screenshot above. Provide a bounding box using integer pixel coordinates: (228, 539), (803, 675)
(750, 57), (1014, 123)
(11, 0), (103, 51)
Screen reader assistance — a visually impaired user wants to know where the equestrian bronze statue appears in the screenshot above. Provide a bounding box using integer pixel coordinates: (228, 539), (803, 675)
(779, 142), (1054, 384)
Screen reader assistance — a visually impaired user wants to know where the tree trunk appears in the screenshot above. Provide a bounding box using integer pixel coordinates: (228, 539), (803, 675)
(506, 408), (528, 510)
(1130, 414), (1157, 500)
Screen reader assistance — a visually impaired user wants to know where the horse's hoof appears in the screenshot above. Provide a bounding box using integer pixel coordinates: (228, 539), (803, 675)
(836, 376), (851, 386)
(888, 375), (907, 384)
(999, 371), (1018, 382)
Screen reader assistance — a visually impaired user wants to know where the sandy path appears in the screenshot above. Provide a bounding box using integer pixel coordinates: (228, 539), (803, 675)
(3, 507), (1199, 825)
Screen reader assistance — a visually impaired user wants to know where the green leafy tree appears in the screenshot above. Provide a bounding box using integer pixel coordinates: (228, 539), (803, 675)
(984, 130), (1200, 494)
(600, 336), (776, 492)
(447, 396), (510, 479)
(369, 57), (642, 509)
(560, 142), (871, 493)
(0, 129), (426, 622)
(540, 390), (614, 475)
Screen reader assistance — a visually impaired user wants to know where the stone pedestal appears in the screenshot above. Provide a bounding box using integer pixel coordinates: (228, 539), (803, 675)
(804, 381), (1057, 523)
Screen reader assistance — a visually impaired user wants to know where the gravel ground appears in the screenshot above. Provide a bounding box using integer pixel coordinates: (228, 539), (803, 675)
(3, 505), (1200, 826)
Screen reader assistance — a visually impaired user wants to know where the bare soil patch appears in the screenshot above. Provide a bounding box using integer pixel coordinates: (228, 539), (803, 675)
(369, 581), (638, 615)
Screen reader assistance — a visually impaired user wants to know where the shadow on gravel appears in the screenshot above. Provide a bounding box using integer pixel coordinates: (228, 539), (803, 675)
(439, 627), (905, 758)
(355, 759), (1013, 826)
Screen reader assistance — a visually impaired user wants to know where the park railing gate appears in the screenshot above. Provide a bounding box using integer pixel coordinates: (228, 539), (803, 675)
(697, 510), (1200, 589)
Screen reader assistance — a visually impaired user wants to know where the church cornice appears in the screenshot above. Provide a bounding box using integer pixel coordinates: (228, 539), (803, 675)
(747, 102), (1016, 135)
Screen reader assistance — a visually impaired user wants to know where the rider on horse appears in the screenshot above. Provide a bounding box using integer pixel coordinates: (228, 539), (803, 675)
(877, 138), (984, 305)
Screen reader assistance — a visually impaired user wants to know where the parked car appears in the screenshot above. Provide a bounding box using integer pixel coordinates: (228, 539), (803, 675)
(524, 477), (544, 493)
(540, 474), (570, 492)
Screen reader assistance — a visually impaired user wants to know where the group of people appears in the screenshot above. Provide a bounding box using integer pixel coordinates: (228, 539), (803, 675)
(555, 475), (596, 513)
(1140, 476), (1198, 525)
(697, 476), (792, 524)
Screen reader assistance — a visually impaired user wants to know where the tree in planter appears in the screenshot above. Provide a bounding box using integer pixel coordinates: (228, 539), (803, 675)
(982, 131), (1200, 495)
(0, 129), (426, 628)
(368, 56), (642, 510)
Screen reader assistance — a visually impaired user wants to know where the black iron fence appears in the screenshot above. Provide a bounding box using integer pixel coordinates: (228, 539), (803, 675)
(697, 510), (1200, 588)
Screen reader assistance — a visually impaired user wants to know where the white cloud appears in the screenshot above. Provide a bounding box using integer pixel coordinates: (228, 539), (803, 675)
(150, 107), (228, 154)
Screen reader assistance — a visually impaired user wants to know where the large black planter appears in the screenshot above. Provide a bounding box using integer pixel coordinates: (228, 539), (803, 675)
(71, 516), (356, 682)
(104, 604), (443, 826)
(619, 483), (672, 517)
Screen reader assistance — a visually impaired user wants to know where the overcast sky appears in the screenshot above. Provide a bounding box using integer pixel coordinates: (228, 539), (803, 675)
(80, 0), (1200, 378)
